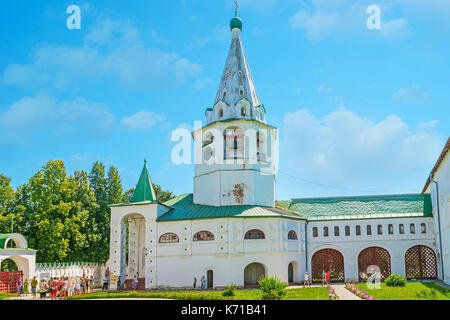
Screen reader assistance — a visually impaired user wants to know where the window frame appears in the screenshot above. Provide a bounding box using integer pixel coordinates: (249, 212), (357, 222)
(244, 229), (266, 240)
(193, 230), (215, 241)
(158, 232), (179, 244)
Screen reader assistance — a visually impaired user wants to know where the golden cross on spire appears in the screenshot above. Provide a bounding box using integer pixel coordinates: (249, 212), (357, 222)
(234, 0), (239, 17)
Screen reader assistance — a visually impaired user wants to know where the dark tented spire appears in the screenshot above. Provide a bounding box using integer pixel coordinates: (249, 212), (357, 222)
(131, 160), (157, 203)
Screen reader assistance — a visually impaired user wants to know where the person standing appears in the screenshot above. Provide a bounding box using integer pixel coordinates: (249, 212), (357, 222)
(31, 277), (38, 299)
(39, 279), (48, 299)
(132, 273), (138, 291)
(200, 276), (206, 290)
(117, 275), (121, 291)
(326, 271), (330, 285)
(88, 276), (93, 293)
(303, 272), (310, 288)
(102, 274), (109, 292)
(50, 278), (58, 300)
(321, 271), (327, 286)
(23, 279), (29, 296)
(193, 277), (197, 289)
(17, 279), (23, 297)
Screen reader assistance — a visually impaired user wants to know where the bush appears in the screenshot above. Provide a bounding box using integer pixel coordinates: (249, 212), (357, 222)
(258, 276), (287, 300)
(222, 284), (236, 297)
(385, 274), (407, 287)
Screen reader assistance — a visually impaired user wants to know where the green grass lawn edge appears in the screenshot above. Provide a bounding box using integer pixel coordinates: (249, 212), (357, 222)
(354, 282), (450, 300)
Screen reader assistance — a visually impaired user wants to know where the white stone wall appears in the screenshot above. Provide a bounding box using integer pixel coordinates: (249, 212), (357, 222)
(193, 120), (277, 207)
(426, 151), (450, 284)
(153, 217), (306, 287)
(307, 217), (438, 281)
(35, 263), (106, 287)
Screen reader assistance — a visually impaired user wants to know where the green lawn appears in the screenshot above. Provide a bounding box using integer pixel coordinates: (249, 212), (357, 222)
(355, 282), (450, 300)
(66, 287), (329, 300)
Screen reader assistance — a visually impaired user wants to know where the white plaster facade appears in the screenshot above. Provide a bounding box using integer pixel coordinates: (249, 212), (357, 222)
(424, 139), (450, 284)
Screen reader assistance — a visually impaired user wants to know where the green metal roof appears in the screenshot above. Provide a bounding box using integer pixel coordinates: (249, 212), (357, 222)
(278, 193), (432, 221)
(130, 161), (157, 203)
(159, 194), (306, 222)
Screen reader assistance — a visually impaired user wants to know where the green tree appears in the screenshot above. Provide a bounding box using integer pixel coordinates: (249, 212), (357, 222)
(0, 174), (18, 234)
(69, 170), (98, 261)
(107, 166), (123, 205)
(17, 160), (89, 262)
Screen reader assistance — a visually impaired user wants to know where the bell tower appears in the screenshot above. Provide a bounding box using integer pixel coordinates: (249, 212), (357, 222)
(193, 15), (277, 207)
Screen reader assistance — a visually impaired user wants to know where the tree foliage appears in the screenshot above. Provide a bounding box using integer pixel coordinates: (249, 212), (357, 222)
(0, 160), (175, 264)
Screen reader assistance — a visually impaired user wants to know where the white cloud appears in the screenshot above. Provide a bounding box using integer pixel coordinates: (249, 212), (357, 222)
(393, 85), (430, 104)
(2, 17), (201, 90)
(278, 107), (444, 198)
(0, 95), (115, 143)
(289, 1), (410, 42)
(120, 111), (165, 130)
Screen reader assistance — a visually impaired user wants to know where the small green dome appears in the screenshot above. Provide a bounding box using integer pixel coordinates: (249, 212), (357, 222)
(230, 17), (242, 31)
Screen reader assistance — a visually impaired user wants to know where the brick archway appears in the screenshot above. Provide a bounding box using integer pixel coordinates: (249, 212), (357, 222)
(311, 248), (345, 282)
(405, 245), (437, 280)
(358, 247), (391, 281)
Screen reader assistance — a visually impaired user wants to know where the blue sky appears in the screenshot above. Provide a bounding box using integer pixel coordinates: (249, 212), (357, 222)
(0, 0), (449, 200)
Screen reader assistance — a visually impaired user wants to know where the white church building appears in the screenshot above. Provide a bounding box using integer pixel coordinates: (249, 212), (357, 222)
(108, 16), (449, 289)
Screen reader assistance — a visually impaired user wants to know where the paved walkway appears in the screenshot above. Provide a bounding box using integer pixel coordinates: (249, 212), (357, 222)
(331, 284), (362, 300)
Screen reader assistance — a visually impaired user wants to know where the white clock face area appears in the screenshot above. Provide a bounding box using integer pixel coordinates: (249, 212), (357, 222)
(203, 147), (213, 161)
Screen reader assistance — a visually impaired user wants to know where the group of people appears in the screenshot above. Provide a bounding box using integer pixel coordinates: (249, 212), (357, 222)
(321, 271), (331, 285)
(192, 276), (208, 290)
(16, 275), (95, 299)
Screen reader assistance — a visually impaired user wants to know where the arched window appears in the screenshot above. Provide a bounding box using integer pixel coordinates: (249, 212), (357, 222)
(399, 224), (404, 234)
(367, 225), (372, 235)
(159, 233), (179, 243)
(223, 91), (227, 100)
(377, 225), (383, 235)
(288, 230), (298, 240)
(388, 224), (394, 235)
(219, 108), (223, 118)
(356, 225), (361, 236)
(193, 231), (215, 241)
(241, 106), (246, 116)
(345, 226), (350, 236)
(334, 226), (339, 237)
(323, 227), (329, 237)
(312, 227), (318, 238)
(244, 229), (265, 239)
(421, 223), (426, 234)
(410, 223), (415, 234)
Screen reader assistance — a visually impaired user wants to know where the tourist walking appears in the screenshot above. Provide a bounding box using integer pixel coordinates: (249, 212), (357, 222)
(303, 272), (310, 287)
(193, 277), (197, 289)
(321, 271), (327, 286)
(326, 271), (331, 285)
(31, 276), (38, 299)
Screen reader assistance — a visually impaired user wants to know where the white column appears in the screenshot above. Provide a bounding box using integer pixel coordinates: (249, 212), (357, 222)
(145, 218), (157, 289)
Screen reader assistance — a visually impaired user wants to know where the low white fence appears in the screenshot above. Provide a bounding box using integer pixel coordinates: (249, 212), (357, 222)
(35, 262), (107, 288)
